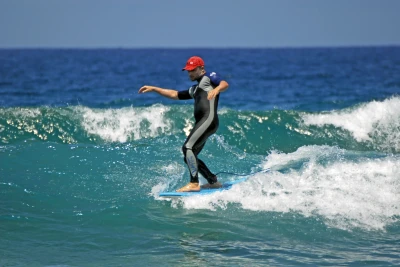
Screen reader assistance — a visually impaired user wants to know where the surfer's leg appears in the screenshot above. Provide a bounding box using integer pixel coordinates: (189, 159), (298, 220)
(186, 131), (219, 184)
(181, 120), (210, 184)
(182, 147), (199, 183)
(191, 142), (214, 183)
(192, 138), (221, 188)
(178, 146), (200, 192)
(177, 124), (203, 192)
(179, 117), (218, 192)
(194, 147), (218, 184)
(197, 159), (221, 189)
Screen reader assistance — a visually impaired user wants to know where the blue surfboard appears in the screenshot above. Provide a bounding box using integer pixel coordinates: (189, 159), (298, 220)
(159, 177), (248, 197)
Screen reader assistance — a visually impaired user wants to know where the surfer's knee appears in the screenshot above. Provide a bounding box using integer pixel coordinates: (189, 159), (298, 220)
(182, 144), (192, 155)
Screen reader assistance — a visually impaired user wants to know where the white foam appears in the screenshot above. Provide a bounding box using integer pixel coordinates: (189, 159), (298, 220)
(78, 104), (173, 142)
(302, 96), (400, 151)
(150, 162), (186, 200)
(0, 107), (42, 118)
(172, 146), (400, 231)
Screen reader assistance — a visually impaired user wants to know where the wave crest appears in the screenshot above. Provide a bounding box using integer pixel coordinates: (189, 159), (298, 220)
(1, 97), (399, 154)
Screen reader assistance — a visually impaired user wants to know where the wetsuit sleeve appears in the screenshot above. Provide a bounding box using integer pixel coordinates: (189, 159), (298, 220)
(177, 85), (196, 100)
(209, 72), (223, 86)
(177, 90), (192, 100)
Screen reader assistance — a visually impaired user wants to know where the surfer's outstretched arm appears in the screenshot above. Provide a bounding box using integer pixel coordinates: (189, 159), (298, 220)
(138, 85), (179, 100)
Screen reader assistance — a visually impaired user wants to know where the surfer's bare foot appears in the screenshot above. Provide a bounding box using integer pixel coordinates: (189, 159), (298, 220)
(201, 182), (222, 189)
(176, 182), (200, 192)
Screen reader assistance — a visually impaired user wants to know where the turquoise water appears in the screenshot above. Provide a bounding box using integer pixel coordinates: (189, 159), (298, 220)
(1, 48), (400, 266)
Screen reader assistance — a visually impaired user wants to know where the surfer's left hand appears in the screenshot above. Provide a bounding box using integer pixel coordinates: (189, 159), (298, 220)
(207, 88), (220, 100)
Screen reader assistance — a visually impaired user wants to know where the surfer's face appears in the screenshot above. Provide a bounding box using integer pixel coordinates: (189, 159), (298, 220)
(187, 67), (204, 81)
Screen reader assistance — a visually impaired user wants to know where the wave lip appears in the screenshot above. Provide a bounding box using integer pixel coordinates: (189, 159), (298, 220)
(80, 104), (173, 142)
(302, 96), (400, 152)
(0, 104), (177, 144)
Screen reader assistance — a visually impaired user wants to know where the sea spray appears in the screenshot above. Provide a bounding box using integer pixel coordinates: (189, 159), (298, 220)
(165, 146), (400, 231)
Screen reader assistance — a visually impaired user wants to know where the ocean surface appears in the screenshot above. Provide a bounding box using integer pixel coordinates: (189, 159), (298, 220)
(1, 47), (399, 266)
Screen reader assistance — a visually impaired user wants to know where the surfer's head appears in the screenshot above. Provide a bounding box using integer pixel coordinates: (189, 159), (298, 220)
(182, 56), (205, 81)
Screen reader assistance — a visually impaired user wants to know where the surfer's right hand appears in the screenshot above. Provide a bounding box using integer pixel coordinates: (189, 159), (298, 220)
(138, 85), (155, 94)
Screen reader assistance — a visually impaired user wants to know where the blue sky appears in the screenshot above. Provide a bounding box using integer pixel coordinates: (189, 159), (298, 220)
(0, 0), (399, 48)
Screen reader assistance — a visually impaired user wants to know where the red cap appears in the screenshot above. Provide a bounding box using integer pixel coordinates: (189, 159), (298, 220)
(182, 56), (205, 71)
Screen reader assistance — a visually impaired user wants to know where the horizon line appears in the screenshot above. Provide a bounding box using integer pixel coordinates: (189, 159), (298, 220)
(0, 44), (399, 50)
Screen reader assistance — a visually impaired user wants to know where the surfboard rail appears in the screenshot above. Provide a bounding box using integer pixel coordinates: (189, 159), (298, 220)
(159, 177), (248, 197)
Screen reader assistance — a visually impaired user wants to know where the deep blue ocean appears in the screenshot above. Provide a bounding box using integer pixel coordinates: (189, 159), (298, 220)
(1, 47), (400, 266)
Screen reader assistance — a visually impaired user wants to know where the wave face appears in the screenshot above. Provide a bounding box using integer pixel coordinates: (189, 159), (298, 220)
(2, 97), (399, 153)
(2, 98), (400, 234)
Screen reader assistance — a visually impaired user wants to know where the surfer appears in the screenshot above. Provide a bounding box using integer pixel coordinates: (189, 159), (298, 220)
(138, 56), (229, 192)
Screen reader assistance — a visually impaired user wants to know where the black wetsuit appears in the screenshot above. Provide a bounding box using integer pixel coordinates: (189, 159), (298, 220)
(177, 72), (223, 184)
